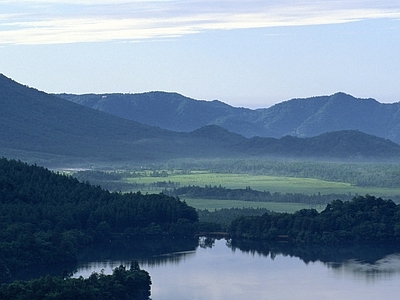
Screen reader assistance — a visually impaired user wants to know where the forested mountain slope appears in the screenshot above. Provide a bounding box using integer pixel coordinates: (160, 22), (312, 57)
(237, 129), (400, 158)
(0, 74), (171, 160)
(0, 74), (239, 165)
(259, 93), (400, 141)
(59, 91), (400, 143)
(189, 125), (400, 159)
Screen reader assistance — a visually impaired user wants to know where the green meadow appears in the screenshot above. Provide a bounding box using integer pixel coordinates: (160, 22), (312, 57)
(124, 171), (400, 197)
(102, 170), (399, 212)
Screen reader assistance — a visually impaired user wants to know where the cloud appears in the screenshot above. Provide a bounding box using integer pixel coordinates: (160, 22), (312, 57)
(1, 1), (400, 45)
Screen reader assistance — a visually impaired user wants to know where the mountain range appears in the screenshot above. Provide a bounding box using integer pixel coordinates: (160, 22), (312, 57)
(58, 91), (400, 143)
(1, 73), (399, 166)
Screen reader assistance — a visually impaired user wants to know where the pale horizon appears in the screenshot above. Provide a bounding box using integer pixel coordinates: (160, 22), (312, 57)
(1, 1), (399, 108)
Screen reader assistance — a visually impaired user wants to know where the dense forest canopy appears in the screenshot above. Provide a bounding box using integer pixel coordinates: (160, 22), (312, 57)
(229, 195), (400, 244)
(0, 158), (198, 283)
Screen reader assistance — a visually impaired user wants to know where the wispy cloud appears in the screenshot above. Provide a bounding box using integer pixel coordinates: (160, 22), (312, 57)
(1, 1), (399, 45)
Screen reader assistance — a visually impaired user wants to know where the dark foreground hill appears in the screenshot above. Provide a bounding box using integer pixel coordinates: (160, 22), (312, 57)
(0, 157), (197, 284)
(58, 91), (400, 143)
(1, 74), (400, 166)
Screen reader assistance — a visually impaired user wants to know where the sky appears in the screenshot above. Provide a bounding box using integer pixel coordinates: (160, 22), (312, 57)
(0, 1), (399, 108)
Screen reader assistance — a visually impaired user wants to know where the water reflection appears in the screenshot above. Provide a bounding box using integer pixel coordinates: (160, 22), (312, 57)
(13, 236), (400, 287)
(74, 237), (199, 277)
(80, 237), (198, 261)
(199, 236), (217, 248)
(76, 237), (218, 275)
(229, 238), (400, 281)
(328, 254), (400, 282)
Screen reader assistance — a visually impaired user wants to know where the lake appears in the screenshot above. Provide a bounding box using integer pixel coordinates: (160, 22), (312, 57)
(73, 237), (400, 300)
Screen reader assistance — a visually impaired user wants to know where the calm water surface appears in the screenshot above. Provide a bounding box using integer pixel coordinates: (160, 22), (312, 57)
(73, 238), (400, 300)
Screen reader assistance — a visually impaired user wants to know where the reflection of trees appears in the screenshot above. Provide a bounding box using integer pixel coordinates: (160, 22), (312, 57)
(199, 237), (216, 248)
(229, 238), (400, 279)
(77, 237), (198, 268)
(327, 254), (400, 282)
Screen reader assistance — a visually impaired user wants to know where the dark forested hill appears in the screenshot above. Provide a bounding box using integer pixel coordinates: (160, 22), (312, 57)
(2, 74), (400, 165)
(237, 130), (400, 159)
(0, 74), (241, 165)
(58, 91), (400, 143)
(0, 157), (198, 282)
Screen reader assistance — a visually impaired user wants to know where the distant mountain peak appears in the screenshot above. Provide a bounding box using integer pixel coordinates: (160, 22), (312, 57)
(191, 124), (230, 134)
(332, 91), (353, 97)
(190, 125), (246, 143)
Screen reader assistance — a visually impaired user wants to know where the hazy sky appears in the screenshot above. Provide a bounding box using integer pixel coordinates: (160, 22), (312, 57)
(1, 1), (399, 108)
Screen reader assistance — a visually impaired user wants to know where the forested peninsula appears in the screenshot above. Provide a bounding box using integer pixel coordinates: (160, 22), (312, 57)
(229, 195), (400, 244)
(0, 158), (197, 285)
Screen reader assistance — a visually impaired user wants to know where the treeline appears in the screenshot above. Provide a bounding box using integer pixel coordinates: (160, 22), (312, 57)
(198, 207), (272, 232)
(73, 170), (179, 192)
(73, 170), (124, 181)
(229, 195), (400, 244)
(0, 262), (151, 300)
(73, 170), (171, 182)
(0, 158), (197, 282)
(161, 158), (400, 188)
(167, 185), (354, 204)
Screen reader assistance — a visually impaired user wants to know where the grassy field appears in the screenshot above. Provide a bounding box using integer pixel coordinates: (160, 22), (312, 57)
(117, 171), (400, 212)
(67, 162), (400, 213)
(183, 198), (325, 213)
(124, 171), (400, 197)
